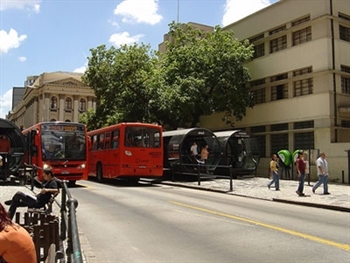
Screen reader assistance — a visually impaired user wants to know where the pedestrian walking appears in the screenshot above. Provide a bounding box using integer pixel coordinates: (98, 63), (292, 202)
(295, 151), (306, 196)
(312, 152), (330, 195)
(267, 153), (280, 191)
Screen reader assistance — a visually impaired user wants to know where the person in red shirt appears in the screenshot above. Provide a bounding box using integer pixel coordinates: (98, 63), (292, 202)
(0, 135), (10, 153)
(296, 151), (306, 196)
(0, 135), (11, 172)
(0, 203), (37, 263)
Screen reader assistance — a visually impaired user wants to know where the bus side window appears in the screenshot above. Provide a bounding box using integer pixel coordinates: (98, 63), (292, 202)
(92, 135), (98, 150)
(105, 132), (111, 150)
(98, 134), (104, 149)
(111, 130), (119, 149)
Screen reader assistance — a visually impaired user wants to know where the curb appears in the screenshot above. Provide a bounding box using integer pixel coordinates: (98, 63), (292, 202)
(272, 198), (350, 213)
(154, 181), (350, 213)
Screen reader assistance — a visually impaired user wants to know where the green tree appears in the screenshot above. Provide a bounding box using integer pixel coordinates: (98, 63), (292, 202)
(81, 43), (162, 130)
(161, 22), (255, 128)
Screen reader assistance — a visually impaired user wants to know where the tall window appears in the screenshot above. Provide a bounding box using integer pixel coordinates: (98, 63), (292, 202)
(255, 135), (266, 158)
(270, 35), (287, 53)
(271, 133), (289, 155)
(79, 98), (86, 112)
(252, 88), (266, 104)
(341, 65), (350, 94)
(293, 27), (311, 46)
(50, 96), (57, 110)
(294, 78), (313, 96)
(271, 84), (288, 100)
(339, 25), (350, 42)
(253, 43), (265, 58)
(65, 97), (72, 111)
(294, 132), (314, 150)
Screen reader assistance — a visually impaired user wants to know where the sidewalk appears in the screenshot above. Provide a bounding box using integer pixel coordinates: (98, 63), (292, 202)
(154, 176), (350, 212)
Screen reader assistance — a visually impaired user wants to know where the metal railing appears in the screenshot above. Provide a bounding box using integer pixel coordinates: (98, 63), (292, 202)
(171, 163), (235, 192)
(58, 180), (83, 263)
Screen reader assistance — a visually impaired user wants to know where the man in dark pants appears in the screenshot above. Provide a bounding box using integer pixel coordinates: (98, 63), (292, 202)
(5, 168), (59, 219)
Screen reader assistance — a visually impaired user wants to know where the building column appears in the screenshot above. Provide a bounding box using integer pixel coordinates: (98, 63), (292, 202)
(44, 94), (50, 121)
(73, 95), (79, 122)
(33, 97), (38, 124)
(59, 94), (65, 121)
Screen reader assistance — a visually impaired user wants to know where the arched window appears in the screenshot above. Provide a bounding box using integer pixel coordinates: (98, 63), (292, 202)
(50, 96), (57, 110)
(65, 119), (71, 122)
(79, 98), (86, 112)
(65, 97), (72, 111)
(50, 118), (56, 122)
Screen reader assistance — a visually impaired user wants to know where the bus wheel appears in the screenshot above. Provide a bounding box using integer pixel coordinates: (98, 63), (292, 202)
(97, 164), (103, 182)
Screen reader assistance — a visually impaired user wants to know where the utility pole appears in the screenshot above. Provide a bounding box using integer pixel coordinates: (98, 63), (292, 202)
(177, 0), (179, 23)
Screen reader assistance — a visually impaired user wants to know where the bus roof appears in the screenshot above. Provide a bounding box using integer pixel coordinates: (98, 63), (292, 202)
(87, 122), (161, 135)
(162, 127), (214, 138)
(214, 130), (249, 138)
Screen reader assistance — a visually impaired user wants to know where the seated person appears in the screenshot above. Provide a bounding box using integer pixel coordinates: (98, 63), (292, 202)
(4, 168), (59, 220)
(0, 203), (37, 263)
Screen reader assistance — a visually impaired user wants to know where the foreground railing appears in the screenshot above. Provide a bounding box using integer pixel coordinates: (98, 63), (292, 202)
(57, 180), (83, 263)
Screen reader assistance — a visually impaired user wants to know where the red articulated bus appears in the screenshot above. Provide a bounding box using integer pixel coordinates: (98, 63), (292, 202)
(22, 122), (89, 185)
(87, 122), (163, 183)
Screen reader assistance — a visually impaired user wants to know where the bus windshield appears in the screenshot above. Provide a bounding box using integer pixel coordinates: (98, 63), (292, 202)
(125, 126), (160, 148)
(41, 125), (86, 160)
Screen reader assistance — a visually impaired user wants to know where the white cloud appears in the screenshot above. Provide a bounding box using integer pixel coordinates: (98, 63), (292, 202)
(109, 32), (144, 46)
(73, 66), (86, 73)
(0, 89), (13, 118)
(18, 56), (27, 62)
(222, 0), (274, 26)
(114, 0), (162, 25)
(0, 0), (41, 13)
(0, 28), (27, 54)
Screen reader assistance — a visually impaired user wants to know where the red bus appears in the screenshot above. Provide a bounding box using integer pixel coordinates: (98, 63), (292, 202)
(87, 122), (163, 182)
(23, 122), (89, 185)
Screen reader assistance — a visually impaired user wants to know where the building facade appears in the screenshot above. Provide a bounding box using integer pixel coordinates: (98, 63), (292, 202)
(199, 0), (350, 182)
(8, 71), (96, 129)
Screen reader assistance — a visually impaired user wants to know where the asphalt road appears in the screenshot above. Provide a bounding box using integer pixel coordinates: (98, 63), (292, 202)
(70, 180), (350, 263)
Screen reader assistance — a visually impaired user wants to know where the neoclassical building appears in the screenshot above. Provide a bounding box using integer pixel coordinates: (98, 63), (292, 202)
(8, 71), (96, 129)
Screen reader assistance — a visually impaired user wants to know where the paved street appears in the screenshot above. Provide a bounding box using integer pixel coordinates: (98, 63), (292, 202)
(1, 176), (349, 263)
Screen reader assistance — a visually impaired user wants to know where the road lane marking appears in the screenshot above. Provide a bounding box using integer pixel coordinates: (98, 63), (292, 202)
(170, 201), (350, 251)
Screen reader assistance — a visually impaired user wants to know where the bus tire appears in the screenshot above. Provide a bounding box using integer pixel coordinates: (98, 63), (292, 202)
(97, 163), (103, 182)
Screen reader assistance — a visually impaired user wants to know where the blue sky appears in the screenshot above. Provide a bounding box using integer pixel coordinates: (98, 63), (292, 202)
(0, 0), (278, 118)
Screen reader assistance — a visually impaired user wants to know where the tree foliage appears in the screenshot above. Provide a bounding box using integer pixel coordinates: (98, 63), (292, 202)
(81, 22), (255, 130)
(161, 22), (254, 128)
(81, 43), (162, 130)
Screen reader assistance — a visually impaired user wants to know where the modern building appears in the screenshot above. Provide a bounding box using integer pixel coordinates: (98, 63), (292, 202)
(8, 71), (96, 129)
(158, 22), (214, 53)
(199, 0), (350, 182)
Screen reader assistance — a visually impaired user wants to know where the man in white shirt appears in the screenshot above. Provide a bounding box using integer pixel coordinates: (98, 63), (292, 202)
(312, 152), (330, 195)
(190, 142), (198, 157)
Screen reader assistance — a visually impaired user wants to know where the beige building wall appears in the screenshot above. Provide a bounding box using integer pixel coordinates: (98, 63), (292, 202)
(8, 71), (96, 129)
(200, 0), (350, 182)
(158, 22), (214, 53)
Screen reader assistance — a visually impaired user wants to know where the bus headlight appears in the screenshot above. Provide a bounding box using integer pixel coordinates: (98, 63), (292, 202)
(125, 150), (132, 156)
(78, 163), (86, 169)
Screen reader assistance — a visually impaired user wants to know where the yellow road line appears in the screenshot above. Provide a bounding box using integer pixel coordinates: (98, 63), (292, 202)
(169, 201), (350, 251)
